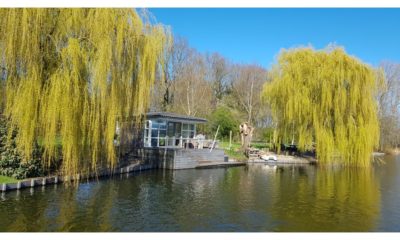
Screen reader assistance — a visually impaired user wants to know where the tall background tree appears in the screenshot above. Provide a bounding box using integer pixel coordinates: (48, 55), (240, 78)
(170, 48), (213, 117)
(229, 64), (267, 125)
(377, 61), (400, 152)
(0, 9), (170, 176)
(263, 46), (382, 166)
(206, 52), (230, 107)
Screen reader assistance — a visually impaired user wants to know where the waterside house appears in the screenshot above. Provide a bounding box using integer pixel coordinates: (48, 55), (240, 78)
(144, 112), (208, 148)
(122, 112), (226, 169)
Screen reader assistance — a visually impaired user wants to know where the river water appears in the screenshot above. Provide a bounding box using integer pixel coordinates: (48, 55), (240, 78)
(0, 155), (399, 232)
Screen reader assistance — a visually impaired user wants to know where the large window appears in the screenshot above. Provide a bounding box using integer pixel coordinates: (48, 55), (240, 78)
(144, 120), (196, 148)
(182, 123), (195, 139)
(166, 122), (182, 146)
(144, 120), (167, 147)
(181, 123), (195, 147)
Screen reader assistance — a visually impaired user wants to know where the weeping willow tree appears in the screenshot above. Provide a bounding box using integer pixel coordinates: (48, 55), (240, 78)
(0, 9), (170, 176)
(262, 47), (383, 166)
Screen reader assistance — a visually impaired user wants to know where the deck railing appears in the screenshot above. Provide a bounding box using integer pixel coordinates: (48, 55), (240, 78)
(152, 136), (217, 149)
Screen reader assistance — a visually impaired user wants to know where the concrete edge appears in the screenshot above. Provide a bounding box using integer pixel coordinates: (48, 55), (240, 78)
(0, 163), (154, 193)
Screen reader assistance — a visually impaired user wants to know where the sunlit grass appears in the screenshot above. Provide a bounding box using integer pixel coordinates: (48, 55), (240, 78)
(218, 141), (247, 161)
(0, 175), (18, 184)
(218, 140), (275, 161)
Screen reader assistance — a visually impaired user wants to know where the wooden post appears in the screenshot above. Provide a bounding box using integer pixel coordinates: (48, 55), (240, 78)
(229, 131), (232, 150)
(269, 133), (272, 151)
(210, 125), (220, 152)
(157, 130), (160, 147)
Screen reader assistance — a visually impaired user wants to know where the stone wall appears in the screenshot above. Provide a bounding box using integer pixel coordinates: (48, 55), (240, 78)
(174, 148), (225, 169)
(131, 148), (225, 170)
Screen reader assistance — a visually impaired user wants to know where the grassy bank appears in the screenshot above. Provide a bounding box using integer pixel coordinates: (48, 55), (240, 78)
(0, 175), (18, 184)
(218, 141), (246, 161)
(219, 141), (272, 161)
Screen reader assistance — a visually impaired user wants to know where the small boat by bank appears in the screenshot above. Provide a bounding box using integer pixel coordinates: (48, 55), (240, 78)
(260, 155), (278, 162)
(373, 152), (385, 157)
(249, 154), (315, 164)
(245, 147), (315, 164)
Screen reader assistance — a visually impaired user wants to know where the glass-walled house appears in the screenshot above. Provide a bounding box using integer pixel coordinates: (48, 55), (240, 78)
(143, 112), (207, 148)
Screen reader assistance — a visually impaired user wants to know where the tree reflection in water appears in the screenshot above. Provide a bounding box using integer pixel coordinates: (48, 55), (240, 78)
(267, 165), (380, 231)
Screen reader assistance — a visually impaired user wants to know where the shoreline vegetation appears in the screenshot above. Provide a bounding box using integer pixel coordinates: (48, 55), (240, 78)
(0, 141), (390, 190)
(0, 139), (397, 191)
(220, 140), (398, 163)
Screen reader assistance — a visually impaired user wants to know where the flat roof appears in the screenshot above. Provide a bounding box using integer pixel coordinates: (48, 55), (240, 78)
(146, 112), (207, 123)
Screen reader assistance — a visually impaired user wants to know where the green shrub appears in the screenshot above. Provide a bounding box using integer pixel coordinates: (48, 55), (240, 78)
(0, 116), (44, 179)
(208, 106), (240, 139)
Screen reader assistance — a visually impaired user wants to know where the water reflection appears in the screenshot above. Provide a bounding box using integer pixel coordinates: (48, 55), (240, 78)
(375, 155), (400, 231)
(0, 156), (398, 232)
(266, 165), (380, 231)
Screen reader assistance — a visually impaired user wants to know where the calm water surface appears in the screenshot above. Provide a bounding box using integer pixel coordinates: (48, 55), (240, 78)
(1, 155), (400, 232)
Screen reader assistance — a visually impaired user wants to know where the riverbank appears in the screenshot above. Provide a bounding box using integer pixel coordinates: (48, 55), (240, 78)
(0, 149), (240, 193)
(2, 145), (388, 192)
(0, 161), (154, 193)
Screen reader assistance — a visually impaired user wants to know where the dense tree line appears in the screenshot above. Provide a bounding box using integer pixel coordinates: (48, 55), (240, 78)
(150, 36), (270, 140)
(151, 37), (400, 160)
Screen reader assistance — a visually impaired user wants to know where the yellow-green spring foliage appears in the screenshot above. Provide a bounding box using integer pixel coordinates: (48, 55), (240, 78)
(0, 9), (170, 176)
(262, 47), (382, 166)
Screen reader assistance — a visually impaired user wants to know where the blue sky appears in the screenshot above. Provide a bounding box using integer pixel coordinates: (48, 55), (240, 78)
(149, 8), (400, 68)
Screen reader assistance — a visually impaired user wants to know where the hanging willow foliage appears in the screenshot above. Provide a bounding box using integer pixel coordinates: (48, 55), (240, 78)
(0, 9), (170, 176)
(262, 47), (383, 166)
